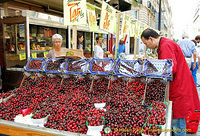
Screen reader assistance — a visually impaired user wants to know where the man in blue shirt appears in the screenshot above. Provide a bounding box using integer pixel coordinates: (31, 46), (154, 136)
(177, 33), (197, 70)
(113, 38), (125, 58)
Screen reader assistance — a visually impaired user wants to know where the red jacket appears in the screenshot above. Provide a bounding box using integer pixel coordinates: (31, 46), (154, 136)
(158, 37), (200, 119)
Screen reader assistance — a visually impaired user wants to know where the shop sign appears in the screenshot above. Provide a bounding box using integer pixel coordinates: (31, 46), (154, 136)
(31, 53), (37, 58)
(100, 2), (116, 34)
(121, 14), (130, 35)
(44, 52), (48, 57)
(64, 0), (87, 26)
(130, 22), (136, 37)
(87, 5), (98, 32)
(19, 53), (26, 61)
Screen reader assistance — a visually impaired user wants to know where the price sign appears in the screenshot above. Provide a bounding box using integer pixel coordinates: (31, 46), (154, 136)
(19, 53), (26, 60)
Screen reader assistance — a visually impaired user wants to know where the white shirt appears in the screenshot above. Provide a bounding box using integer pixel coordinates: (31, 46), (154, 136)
(94, 45), (104, 59)
(192, 46), (200, 62)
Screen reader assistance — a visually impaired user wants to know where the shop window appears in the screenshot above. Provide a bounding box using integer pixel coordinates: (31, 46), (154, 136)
(4, 24), (26, 71)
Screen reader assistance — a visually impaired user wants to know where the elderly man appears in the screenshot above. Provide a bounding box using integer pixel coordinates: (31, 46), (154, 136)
(141, 28), (200, 136)
(177, 33), (197, 70)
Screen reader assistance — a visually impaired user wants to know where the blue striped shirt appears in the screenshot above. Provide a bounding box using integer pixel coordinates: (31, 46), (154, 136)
(177, 39), (196, 57)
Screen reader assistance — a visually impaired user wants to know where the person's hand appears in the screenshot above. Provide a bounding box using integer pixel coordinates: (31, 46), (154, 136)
(193, 63), (196, 70)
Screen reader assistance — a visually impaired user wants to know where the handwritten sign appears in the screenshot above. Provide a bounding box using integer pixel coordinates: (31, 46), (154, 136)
(43, 52), (48, 57)
(121, 14), (130, 35)
(64, 0), (87, 26)
(31, 52), (37, 58)
(130, 22), (136, 37)
(100, 2), (116, 34)
(19, 53), (26, 60)
(87, 5), (97, 32)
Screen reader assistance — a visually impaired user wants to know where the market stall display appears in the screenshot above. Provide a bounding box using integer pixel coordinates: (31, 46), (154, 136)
(0, 58), (172, 136)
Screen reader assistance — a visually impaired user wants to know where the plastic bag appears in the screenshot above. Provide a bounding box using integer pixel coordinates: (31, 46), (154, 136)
(25, 58), (45, 72)
(65, 58), (89, 75)
(115, 59), (142, 77)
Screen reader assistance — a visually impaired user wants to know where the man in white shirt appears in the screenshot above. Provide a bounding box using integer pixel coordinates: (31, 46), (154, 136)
(94, 37), (104, 59)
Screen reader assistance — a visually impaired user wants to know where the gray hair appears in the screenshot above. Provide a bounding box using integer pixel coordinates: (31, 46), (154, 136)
(52, 34), (63, 42)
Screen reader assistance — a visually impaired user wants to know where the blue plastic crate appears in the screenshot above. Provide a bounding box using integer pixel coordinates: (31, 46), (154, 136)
(89, 58), (114, 75)
(44, 58), (65, 73)
(65, 58), (89, 75)
(115, 59), (142, 77)
(25, 58), (45, 72)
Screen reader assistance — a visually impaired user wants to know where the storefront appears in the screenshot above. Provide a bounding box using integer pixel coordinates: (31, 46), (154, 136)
(0, 10), (109, 90)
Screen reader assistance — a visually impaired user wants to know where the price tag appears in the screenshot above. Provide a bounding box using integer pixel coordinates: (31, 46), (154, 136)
(19, 53), (26, 60)
(43, 52), (48, 57)
(31, 53), (37, 58)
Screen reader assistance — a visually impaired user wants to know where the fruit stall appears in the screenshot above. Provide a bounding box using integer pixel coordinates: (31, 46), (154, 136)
(0, 58), (173, 136)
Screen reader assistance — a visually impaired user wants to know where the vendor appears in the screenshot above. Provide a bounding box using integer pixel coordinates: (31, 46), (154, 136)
(94, 36), (110, 59)
(47, 34), (63, 58)
(77, 33), (83, 50)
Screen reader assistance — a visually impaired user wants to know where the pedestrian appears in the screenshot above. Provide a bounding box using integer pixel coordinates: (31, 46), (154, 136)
(94, 36), (104, 59)
(47, 34), (63, 58)
(113, 38), (126, 58)
(191, 38), (200, 86)
(77, 33), (84, 50)
(141, 28), (200, 136)
(177, 33), (197, 70)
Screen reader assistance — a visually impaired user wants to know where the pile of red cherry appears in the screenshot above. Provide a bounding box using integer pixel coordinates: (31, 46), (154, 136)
(0, 73), (167, 135)
(27, 59), (43, 69)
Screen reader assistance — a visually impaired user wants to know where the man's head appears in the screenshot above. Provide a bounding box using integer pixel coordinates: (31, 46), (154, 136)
(96, 36), (102, 45)
(195, 35), (200, 43)
(182, 33), (189, 39)
(120, 38), (124, 45)
(141, 28), (160, 49)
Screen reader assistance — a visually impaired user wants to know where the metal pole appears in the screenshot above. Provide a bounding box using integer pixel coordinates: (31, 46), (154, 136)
(158, 0), (161, 31)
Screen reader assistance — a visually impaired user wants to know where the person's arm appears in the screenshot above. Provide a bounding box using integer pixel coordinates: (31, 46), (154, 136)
(123, 44), (125, 53)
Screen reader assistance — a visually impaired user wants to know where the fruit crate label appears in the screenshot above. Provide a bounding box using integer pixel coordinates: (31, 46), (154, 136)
(65, 58), (89, 75)
(44, 58), (65, 73)
(143, 60), (172, 78)
(89, 58), (114, 75)
(115, 59), (142, 77)
(24, 58), (45, 72)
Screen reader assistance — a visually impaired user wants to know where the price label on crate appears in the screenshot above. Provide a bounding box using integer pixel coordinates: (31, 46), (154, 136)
(19, 53), (26, 61)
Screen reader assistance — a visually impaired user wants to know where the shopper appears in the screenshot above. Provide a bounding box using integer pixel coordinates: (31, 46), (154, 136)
(177, 33), (197, 70)
(195, 35), (200, 44)
(47, 34), (63, 58)
(113, 38), (126, 58)
(141, 28), (200, 136)
(94, 36), (104, 59)
(191, 37), (200, 86)
(77, 33), (84, 50)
